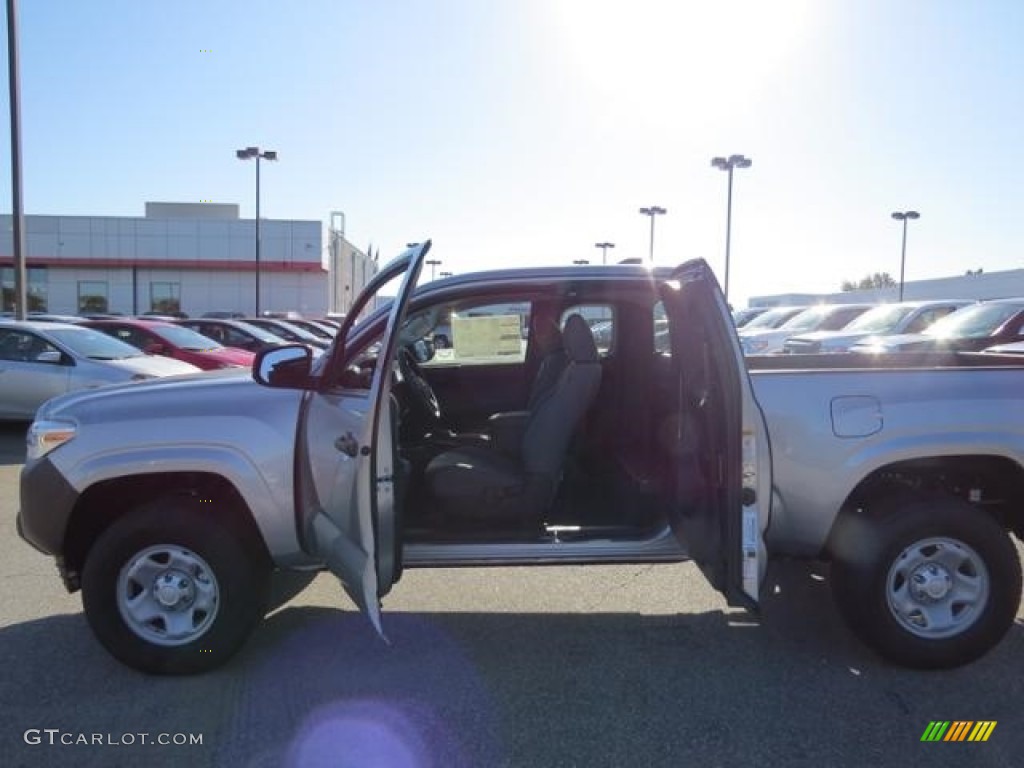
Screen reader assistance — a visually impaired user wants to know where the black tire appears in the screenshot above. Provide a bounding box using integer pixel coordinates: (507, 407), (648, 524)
(830, 494), (1021, 669)
(81, 497), (271, 675)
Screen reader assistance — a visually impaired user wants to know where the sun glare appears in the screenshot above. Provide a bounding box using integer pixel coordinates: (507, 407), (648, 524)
(548, 0), (815, 115)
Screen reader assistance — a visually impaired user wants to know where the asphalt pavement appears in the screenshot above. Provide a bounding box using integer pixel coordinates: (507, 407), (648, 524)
(0, 421), (1022, 767)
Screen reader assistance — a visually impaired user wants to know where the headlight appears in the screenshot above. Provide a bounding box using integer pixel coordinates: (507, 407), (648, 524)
(26, 420), (77, 460)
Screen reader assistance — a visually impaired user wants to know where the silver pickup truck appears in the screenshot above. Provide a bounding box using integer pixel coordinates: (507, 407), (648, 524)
(17, 244), (1024, 675)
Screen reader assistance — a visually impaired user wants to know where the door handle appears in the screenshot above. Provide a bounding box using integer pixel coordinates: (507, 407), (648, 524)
(334, 432), (359, 457)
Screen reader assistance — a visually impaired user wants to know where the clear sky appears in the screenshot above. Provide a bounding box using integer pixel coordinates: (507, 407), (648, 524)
(0, 0), (1022, 306)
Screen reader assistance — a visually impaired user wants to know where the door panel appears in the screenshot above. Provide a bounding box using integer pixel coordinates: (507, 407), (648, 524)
(0, 359), (71, 418)
(660, 260), (770, 610)
(296, 243), (427, 636)
(0, 330), (72, 418)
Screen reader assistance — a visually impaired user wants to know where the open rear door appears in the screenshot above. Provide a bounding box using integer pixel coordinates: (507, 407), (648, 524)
(294, 242), (428, 635)
(658, 259), (771, 610)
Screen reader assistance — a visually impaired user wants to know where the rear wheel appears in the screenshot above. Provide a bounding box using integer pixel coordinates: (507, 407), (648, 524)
(830, 494), (1021, 669)
(81, 497), (271, 675)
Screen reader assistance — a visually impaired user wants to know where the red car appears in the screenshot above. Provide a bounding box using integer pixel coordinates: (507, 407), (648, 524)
(83, 319), (255, 371)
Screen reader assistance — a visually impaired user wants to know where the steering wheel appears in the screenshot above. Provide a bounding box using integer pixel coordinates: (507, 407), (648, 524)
(397, 347), (442, 421)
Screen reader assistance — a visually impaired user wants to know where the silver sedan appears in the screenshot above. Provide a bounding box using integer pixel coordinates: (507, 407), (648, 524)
(0, 321), (201, 420)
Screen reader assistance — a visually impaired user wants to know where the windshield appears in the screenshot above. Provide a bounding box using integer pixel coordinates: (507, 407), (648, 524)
(232, 321), (285, 343)
(47, 328), (145, 360)
(924, 303), (1024, 339)
(778, 306), (832, 332)
(256, 320), (320, 342)
(743, 307), (801, 330)
(842, 304), (916, 333)
(152, 324), (223, 351)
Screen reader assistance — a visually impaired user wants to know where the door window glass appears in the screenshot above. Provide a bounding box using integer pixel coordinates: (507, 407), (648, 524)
(0, 330), (56, 362)
(422, 301), (531, 367)
(904, 306), (958, 334)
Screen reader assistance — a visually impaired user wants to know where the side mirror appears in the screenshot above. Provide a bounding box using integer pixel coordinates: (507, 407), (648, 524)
(35, 350), (64, 365)
(253, 345), (315, 389)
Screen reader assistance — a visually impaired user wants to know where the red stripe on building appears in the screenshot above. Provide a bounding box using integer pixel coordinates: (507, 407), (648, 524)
(0, 256), (326, 273)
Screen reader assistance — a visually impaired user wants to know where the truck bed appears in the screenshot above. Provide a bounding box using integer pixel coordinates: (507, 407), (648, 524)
(745, 350), (1024, 371)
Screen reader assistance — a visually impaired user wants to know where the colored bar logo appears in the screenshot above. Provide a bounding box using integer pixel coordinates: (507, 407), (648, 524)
(921, 721), (996, 742)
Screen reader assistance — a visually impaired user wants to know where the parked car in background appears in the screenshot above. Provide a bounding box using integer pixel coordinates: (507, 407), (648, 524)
(84, 319), (255, 370)
(0, 321), (199, 420)
(25, 313), (86, 324)
(736, 305), (806, 335)
(982, 340), (1024, 356)
(175, 318), (291, 354)
(202, 311), (246, 319)
(850, 298), (1024, 354)
(141, 310), (188, 319)
(741, 303), (873, 355)
(243, 317), (332, 350)
(732, 306), (770, 328)
(783, 300), (972, 354)
(284, 318), (337, 340)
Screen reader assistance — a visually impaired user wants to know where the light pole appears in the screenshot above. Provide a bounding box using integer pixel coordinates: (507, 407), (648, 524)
(236, 146), (277, 315)
(439, 271), (453, 278)
(573, 259), (590, 265)
(594, 242), (615, 265)
(711, 154), (752, 304)
(426, 258), (442, 280)
(638, 206), (666, 263)
(891, 210), (920, 301)
(7, 0), (27, 319)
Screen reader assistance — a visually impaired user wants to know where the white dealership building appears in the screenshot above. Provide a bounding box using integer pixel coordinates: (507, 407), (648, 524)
(0, 202), (353, 317)
(749, 268), (1024, 308)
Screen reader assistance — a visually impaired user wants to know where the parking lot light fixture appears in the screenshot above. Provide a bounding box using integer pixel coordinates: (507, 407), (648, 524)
(594, 242), (615, 265)
(711, 154), (752, 304)
(638, 207), (667, 263)
(236, 146), (277, 315)
(891, 210), (921, 302)
(425, 258), (442, 280)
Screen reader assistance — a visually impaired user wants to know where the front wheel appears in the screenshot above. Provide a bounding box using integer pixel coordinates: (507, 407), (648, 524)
(830, 495), (1021, 669)
(81, 497), (271, 675)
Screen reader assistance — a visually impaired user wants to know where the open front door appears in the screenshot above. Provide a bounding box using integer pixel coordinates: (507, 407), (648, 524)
(659, 259), (771, 610)
(294, 242), (428, 636)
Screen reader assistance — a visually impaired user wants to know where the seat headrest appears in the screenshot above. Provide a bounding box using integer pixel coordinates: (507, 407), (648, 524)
(562, 314), (598, 362)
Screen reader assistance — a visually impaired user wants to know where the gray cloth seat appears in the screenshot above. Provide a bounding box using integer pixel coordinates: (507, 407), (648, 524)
(526, 320), (568, 410)
(425, 313), (602, 524)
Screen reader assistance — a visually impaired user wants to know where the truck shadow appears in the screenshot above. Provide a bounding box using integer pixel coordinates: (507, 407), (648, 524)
(0, 560), (1021, 768)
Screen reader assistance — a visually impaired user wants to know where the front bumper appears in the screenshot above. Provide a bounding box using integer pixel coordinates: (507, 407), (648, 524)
(17, 455), (79, 558)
